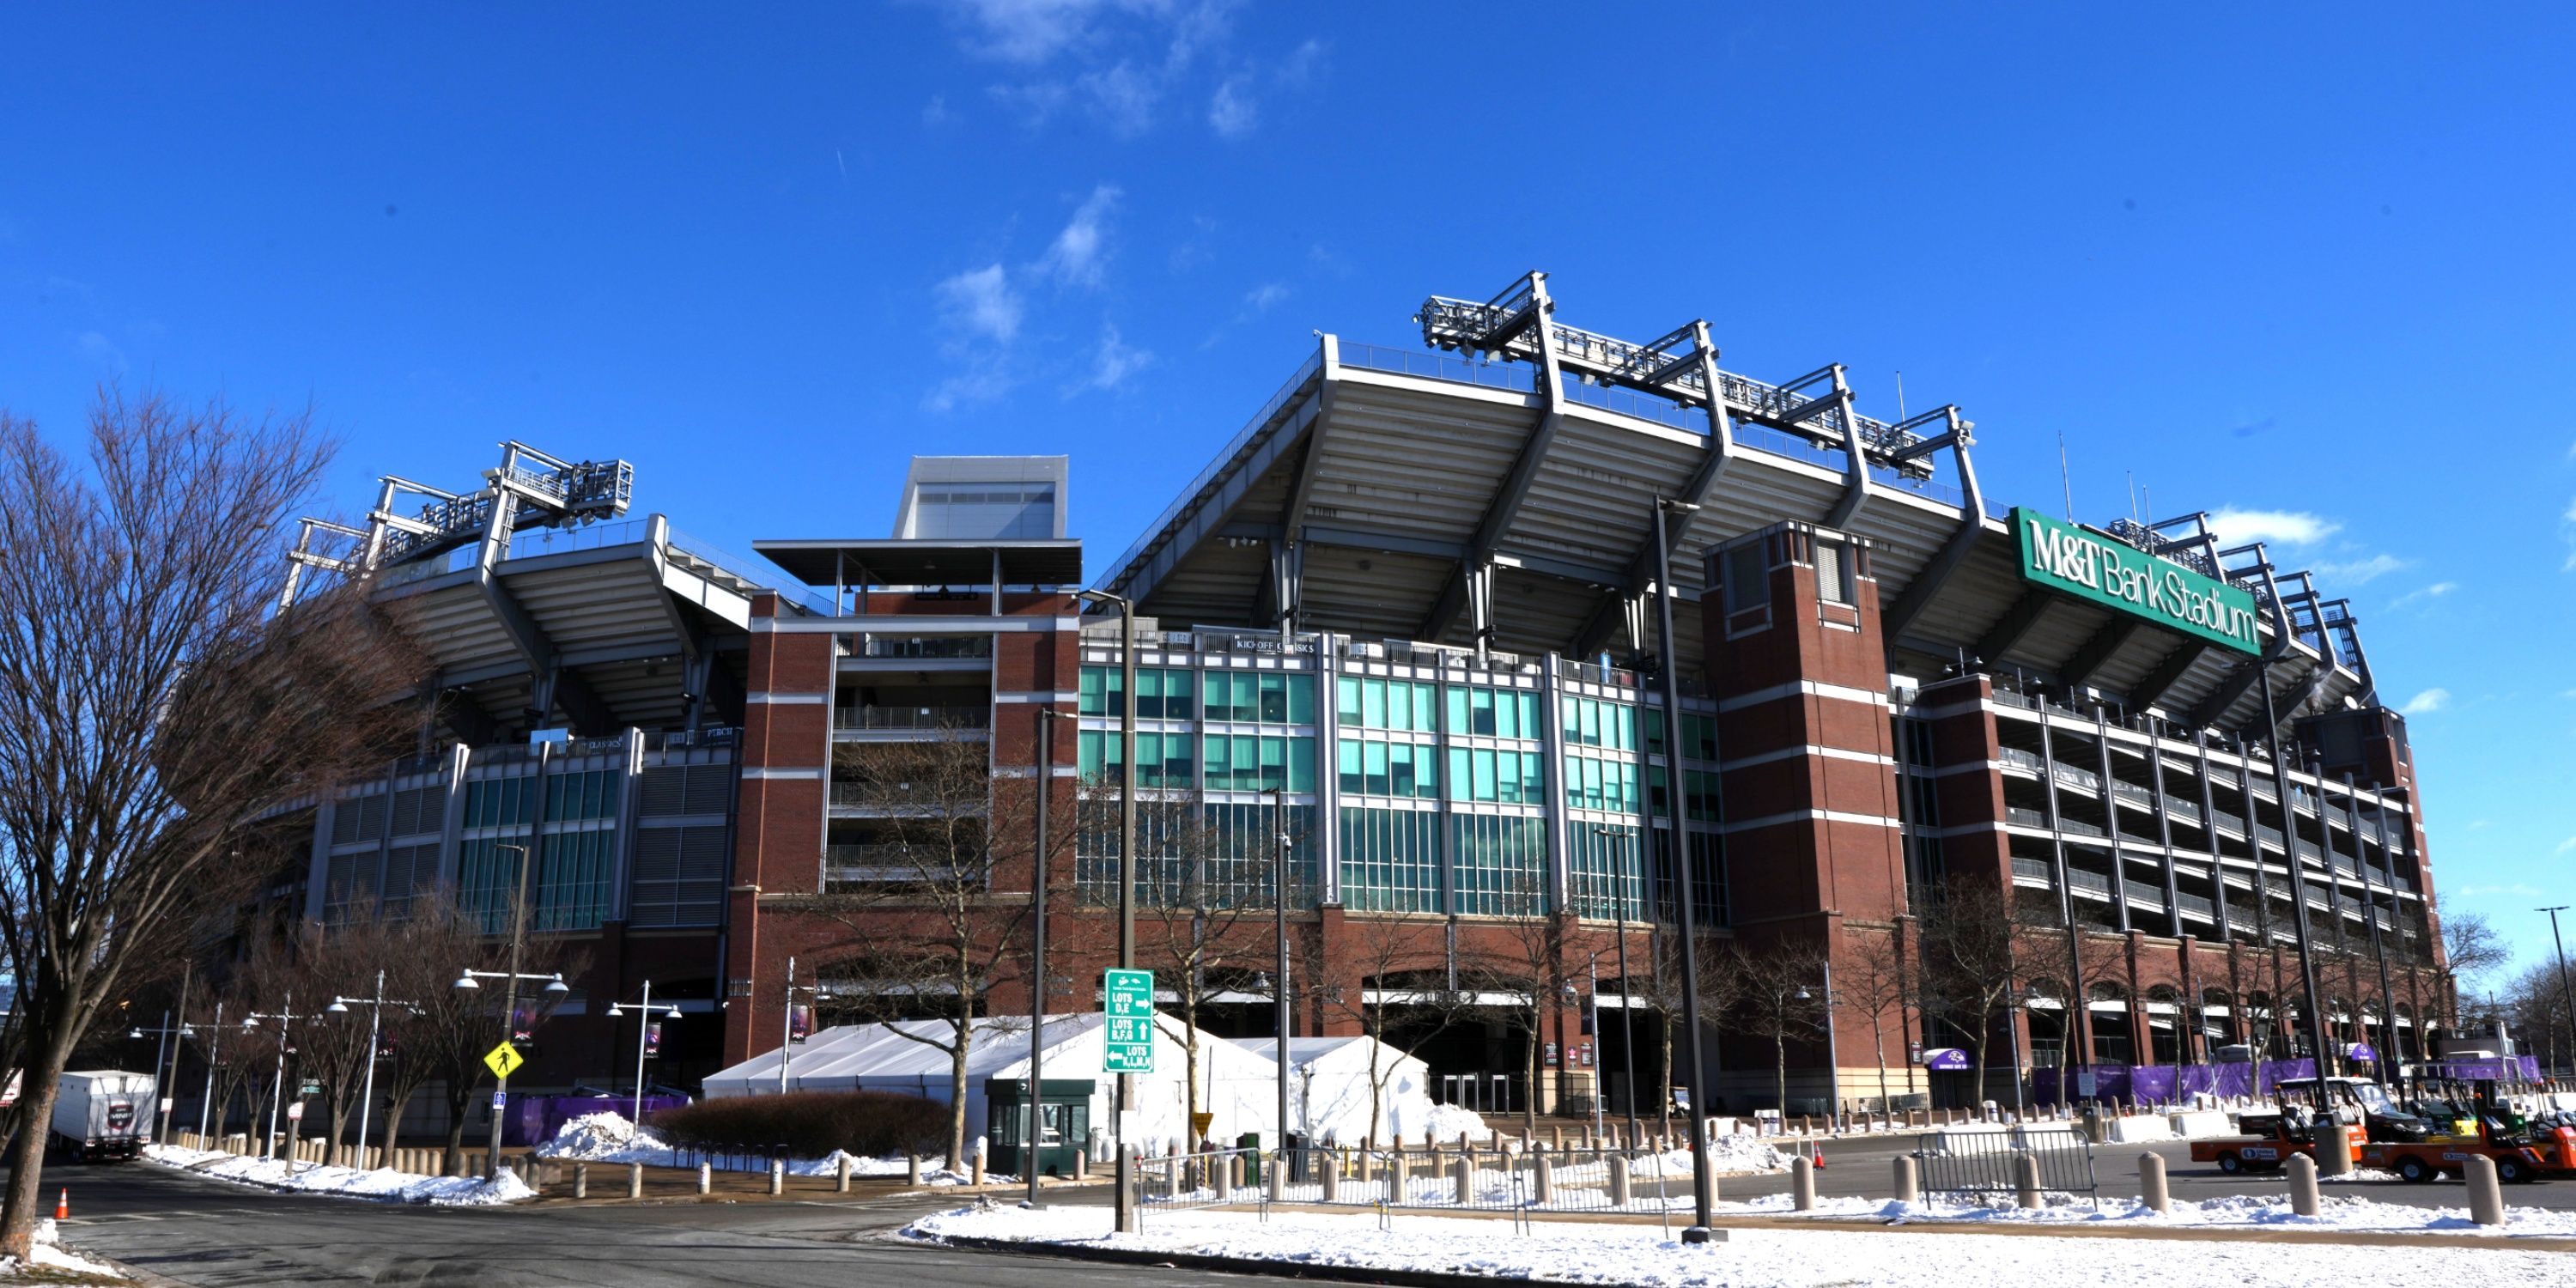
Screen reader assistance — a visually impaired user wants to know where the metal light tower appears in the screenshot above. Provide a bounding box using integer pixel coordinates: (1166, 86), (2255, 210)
(451, 841), (567, 1180)
(125, 1012), (193, 1145)
(2542, 907), (2576, 1078)
(1592, 825), (1641, 1149)
(605, 984), (683, 1123)
(1076, 586), (1139, 1235)
(240, 995), (313, 1168)
(1268, 787), (1293, 1164)
(1650, 496), (1715, 1238)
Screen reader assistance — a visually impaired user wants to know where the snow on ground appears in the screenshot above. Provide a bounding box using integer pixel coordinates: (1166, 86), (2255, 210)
(1417, 1103), (1492, 1142)
(145, 1144), (535, 1206)
(902, 1205), (2573, 1288)
(0, 1217), (126, 1280)
(530, 1113), (1007, 1186)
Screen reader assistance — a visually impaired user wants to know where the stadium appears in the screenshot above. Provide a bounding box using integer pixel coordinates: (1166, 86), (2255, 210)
(256, 271), (2448, 1135)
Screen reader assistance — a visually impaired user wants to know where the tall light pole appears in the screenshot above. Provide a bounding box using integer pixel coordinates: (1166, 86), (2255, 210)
(1024, 708), (1067, 1206)
(241, 994), (311, 1167)
(1797, 963), (1841, 1121)
(2541, 907), (2576, 1079)
(197, 1002), (228, 1143)
(1650, 496), (1714, 1239)
(1076, 586), (1139, 1235)
(776, 955), (820, 1095)
(605, 984), (682, 1122)
(1267, 786), (1292, 1163)
(455, 837), (565, 1180)
(126, 1012), (192, 1144)
(328, 971), (418, 1170)
(1592, 825), (1641, 1148)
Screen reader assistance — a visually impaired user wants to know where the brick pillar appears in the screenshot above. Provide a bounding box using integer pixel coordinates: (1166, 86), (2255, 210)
(1703, 522), (1908, 1104)
(724, 594), (834, 1066)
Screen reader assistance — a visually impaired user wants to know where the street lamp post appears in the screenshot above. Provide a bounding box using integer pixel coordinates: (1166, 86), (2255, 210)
(1797, 964), (1841, 1123)
(196, 1003), (228, 1143)
(1267, 786), (1292, 1165)
(328, 971), (421, 1170)
(777, 955), (819, 1095)
(1649, 496), (1715, 1238)
(241, 995), (313, 1168)
(1592, 825), (1642, 1149)
(2542, 907), (2576, 1080)
(1028, 707), (1062, 1207)
(453, 964), (569, 1178)
(605, 984), (683, 1121)
(2004, 983), (2028, 1121)
(126, 1012), (193, 1145)
(1077, 586), (1139, 1235)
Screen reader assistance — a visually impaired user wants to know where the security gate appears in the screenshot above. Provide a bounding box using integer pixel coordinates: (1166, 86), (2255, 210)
(1912, 1127), (2099, 1199)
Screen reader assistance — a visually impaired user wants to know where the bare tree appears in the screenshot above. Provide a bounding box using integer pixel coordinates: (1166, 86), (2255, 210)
(0, 391), (428, 1252)
(1465, 860), (1571, 1138)
(1306, 914), (1467, 1148)
(1915, 882), (2020, 1108)
(361, 896), (485, 1167)
(2011, 898), (2128, 1098)
(1724, 941), (1830, 1114)
(785, 732), (1044, 1169)
(2443, 912), (2506, 1004)
(1838, 923), (1917, 1114)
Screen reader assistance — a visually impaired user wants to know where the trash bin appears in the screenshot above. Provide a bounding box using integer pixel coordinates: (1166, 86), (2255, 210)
(1236, 1132), (1264, 1183)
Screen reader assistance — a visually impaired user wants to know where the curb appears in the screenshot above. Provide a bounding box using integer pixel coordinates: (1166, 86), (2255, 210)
(920, 1232), (1612, 1288)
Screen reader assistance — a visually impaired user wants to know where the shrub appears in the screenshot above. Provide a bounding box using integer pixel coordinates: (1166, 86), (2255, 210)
(647, 1091), (945, 1158)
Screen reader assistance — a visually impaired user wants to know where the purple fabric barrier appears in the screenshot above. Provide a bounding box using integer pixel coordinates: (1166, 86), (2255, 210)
(2422, 1056), (2543, 1082)
(2031, 1060), (2318, 1104)
(506, 1094), (690, 1147)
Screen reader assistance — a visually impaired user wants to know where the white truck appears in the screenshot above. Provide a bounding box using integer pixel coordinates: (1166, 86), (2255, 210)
(51, 1071), (154, 1162)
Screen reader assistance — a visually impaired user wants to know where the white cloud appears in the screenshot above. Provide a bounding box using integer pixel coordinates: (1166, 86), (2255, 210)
(2398, 687), (2450, 715)
(1078, 61), (1157, 135)
(2557, 837), (2576, 856)
(1242, 281), (1288, 313)
(1036, 185), (1122, 288)
(2207, 506), (2341, 549)
(935, 264), (1024, 343)
(1081, 322), (1154, 392)
(2389, 581), (2458, 610)
(921, 94), (953, 126)
(947, 0), (1151, 65)
(2563, 496), (2576, 572)
(2452, 883), (2547, 898)
(1278, 38), (1325, 88)
(2314, 553), (2409, 586)
(1208, 74), (1256, 137)
(76, 331), (126, 375)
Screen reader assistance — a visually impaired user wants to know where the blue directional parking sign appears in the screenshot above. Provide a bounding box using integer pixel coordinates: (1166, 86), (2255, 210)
(1103, 969), (1155, 1074)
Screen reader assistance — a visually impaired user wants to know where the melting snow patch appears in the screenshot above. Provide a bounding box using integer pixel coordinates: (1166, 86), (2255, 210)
(145, 1145), (534, 1206)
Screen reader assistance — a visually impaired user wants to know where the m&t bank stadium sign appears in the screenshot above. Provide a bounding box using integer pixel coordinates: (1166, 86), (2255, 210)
(2012, 508), (2261, 655)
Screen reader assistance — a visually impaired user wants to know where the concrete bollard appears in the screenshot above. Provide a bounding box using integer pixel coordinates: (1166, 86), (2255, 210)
(971, 1141), (987, 1188)
(908, 1154), (923, 1186)
(2287, 1153), (2319, 1217)
(769, 1160), (784, 1195)
(1552, 1125), (1564, 1149)
(1230, 1153), (1246, 1191)
(1321, 1154), (1340, 1202)
(837, 1154), (853, 1194)
(2317, 1121), (2354, 1177)
(1386, 1153), (1406, 1205)
(1267, 1157), (1285, 1204)
(1213, 1155), (1231, 1201)
(1609, 1154), (1632, 1207)
(2014, 1152), (2042, 1209)
(1790, 1155), (1816, 1211)
(1454, 1154), (1473, 1204)
(1893, 1155), (1919, 1204)
(1534, 1150), (1553, 1204)
(574, 1163), (589, 1199)
(2467, 1155), (2505, 1226)
(628, 1162), (644, 1200)
(2140, 1151), (2169, 1214)
(696, 1163), (712, 1195)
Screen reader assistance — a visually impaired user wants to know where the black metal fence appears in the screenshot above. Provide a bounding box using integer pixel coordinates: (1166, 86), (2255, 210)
(1911, 1127), (2099, 1199)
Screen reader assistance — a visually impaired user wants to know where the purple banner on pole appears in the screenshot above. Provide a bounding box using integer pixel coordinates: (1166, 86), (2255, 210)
(2031, 1060), (2319, 1103)
(1922, 1048), (1973, 1072)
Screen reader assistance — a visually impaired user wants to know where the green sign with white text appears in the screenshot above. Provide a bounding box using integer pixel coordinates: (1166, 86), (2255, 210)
(1103, 969), (1155, 1074)
(2011, 507), (2261, 655)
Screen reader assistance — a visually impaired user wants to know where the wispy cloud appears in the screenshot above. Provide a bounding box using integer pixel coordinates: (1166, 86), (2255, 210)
(1036, 185), (1122, 288)
(946, 0), (1156, 65)
(2208, 506), (2341, 549)
(2389, 581), (2458, 611)
(2556, 837), (2576, 856)
(935, 264), (1024, 342)
(2452, 883), (2547, 898)
(922, 94), (954, 126)
(2314, 553), (2410, 586)
(954, 1), (1317, 139)
(2562, 496), (2576, 572)
(1078, 321), (1154, 392)
(76, 331), (127, 375)
(2398, 687), (2449, 715)
(1208, 74), (1255, 137)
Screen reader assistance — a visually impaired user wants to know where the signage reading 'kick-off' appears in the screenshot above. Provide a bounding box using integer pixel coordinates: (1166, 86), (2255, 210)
(2012, 508), (2262, 655)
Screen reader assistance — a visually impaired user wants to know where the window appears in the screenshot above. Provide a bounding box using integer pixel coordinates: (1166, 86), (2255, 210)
(1338, 738), (1437, 799)
(1445, 684), (1539, 738)
(1815, 538), (1856, 605)
(1078, 665), (1198, 719)
(1335, 677), (1436, 731)
(1560, 697), (1637, 750)
(1724, 544), (1767, 614)
(1339, 806), (1440, 913)
(1206, 671), (1315, 724)
(1445, 747), (1542, 804)
(1451, 814), (1546, 916)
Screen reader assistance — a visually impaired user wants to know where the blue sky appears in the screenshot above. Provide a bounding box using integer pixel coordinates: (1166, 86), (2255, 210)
(4, 4), (2572, 981)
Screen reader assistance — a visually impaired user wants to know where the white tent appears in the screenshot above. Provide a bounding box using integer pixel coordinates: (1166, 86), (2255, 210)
(1231, 1036), (1435, 1145)
(702, 1011), (1283, 1154)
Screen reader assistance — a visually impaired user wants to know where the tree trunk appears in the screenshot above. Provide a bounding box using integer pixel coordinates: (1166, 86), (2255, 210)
(444, 1092), (472, 1176)
(0, 1054), (68, 1258)
(380, 1086), (410, 1170)
(1873, 1017), (1890, 1115)
(1774, 1022), (1789, 1114)
(1970, 1018), (1992, 1107)
(1523, 1005), (1542, 1136)
(947, 1019), (970, 1171)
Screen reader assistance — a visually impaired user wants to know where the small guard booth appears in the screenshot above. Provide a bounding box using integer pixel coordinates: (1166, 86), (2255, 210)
(985, 1077), (1093, 1177)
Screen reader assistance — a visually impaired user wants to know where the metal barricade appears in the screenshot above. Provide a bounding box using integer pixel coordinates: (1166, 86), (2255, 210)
(1911, 1127), (2098, 1202)
(1130, 1148), (1265, 1228)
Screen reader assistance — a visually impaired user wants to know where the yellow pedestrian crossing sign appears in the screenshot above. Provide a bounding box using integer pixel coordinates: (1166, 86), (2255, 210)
(483, 1041), (526, 1079)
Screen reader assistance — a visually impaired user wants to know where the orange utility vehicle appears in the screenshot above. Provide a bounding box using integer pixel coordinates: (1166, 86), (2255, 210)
(2190, 1109), (2367, 1174)
(2360, 1120), (2576, 1183)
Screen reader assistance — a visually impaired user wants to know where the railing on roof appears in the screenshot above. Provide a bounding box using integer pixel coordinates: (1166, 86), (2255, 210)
(1101, 348), (1327, 593)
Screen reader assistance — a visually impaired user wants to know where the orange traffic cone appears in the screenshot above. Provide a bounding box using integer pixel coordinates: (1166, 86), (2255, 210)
(53, 1188), (67, 1220)
(1810, 1145), (1826, 1170)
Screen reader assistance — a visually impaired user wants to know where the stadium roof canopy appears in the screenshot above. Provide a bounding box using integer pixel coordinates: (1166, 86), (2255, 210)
(1099, 272), (2372, 736)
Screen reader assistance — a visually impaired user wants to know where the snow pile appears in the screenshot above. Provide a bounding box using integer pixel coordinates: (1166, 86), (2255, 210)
(0, 1215), (127, 1280)
(901, 1205), (2573, 1287)
(145, 1144), (534, 1206)
(533, 1111), (670, 1162)
(1413, 1103), (1490, 1143)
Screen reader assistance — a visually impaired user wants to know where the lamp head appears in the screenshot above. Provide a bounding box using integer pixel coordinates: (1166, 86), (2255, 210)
(544, 975), (570, 995)
(325, 1000), (349, 1014)
(453, 974), (480, 991)
(665, 1005), (682, 1019)
(127, 1028), (143, 1039)
(606, 1005), (623, 1018)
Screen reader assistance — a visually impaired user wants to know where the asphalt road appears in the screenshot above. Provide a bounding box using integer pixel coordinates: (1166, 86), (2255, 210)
(36, 1162), (1218, 1287)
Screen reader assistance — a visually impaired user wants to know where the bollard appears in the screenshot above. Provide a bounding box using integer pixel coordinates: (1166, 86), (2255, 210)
(1214, 1155), (1232, 1200)
(837, 1154), (853, 1194)
(2287, 1153), (2320, 1217)
(972, 1140), (987, 1188)
(1386, 1152), (1406, 1205)
(1072, 1151), (1088, 1181)
(1230, 1153), (1247, 1191)
(1358, 1151), (1373, 1184)
(908, 1154), (923, 1186)
(1534, 1149), (1554, 1204)
(697, 1163), (712, 1195)
(628, 1162), (644, 1200)
(2316, 1119), (2354, 1177)
(1893, 1155), (1919, 1204)
(1610, 1154), (1632, 1207)
(1321, 1152), (1340, 1202)
(1790, 1155), (1816, 1212)
(2014, 1152), (2042, 1209)
(1267, 1155), (1285, 1204)
(1454, 1153), (1473, 1204)
(574, 1163), (588, 1199)
(1552, 1125), (1564, 1150)
(769, 1160), (784, 1195)
(2467, 1155), (2505, 1226)
(2139, 1151), (2169, 1214)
